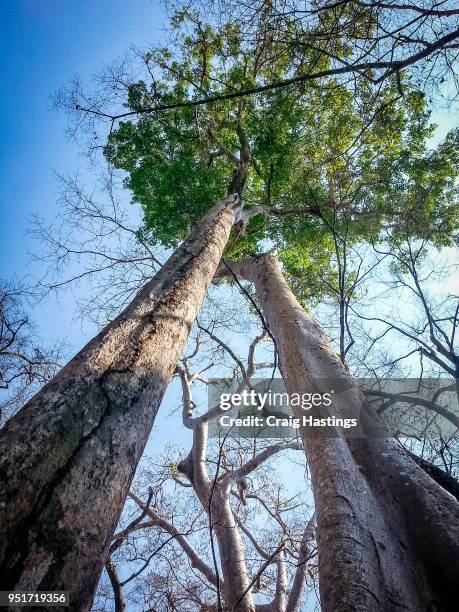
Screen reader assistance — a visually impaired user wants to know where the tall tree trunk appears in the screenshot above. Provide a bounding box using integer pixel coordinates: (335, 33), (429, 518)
(0, 194), (239, 611)
(225, 252), (459, 612)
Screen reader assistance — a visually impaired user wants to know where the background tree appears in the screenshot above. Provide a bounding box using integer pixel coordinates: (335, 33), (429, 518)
(0, 280), (62, 424)
(31, 173), (163, 326)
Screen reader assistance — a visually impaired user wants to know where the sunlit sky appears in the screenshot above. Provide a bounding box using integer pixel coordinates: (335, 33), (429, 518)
(1, 0), (167, 347)
(2, 0), (458, 420)
(1, 0), (457, 352)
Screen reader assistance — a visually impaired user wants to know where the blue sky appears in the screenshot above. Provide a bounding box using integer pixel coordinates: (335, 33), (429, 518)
(1, 0), (457, 437)
(1, 0), (457, 350)
(0, 0), (167, 347)
(1, 1), (457, 433)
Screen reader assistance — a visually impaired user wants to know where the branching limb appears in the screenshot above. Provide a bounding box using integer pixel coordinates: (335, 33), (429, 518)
(127, 491), (221, 589)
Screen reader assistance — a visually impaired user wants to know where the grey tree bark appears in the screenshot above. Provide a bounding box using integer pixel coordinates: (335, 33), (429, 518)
(0, 194), (239, 611)
(225, 252), (459, 612)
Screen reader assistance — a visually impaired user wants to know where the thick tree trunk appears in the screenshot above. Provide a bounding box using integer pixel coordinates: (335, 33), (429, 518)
(0, 194), (239, 611)
(226, 252), (459, 612)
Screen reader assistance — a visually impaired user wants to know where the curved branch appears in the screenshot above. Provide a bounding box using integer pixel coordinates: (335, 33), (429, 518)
(127, 491), (221, 589)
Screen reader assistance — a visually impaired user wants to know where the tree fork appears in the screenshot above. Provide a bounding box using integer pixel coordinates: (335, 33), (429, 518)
(0, 194), (239, 611)
(222, 252), (459, 612)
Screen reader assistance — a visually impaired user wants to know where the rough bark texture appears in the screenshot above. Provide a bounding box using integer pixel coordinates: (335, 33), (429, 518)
(0, 195), (239, 611)
(228, 252), (459, 612)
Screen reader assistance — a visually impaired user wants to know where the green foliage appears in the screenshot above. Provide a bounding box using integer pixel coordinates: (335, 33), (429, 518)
(383, 125), (459, 247)
(105, 11), (459, 303)
(105, 98), (230, 247)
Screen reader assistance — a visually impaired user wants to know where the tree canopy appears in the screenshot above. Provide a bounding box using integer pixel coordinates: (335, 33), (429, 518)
(103, 12), (459, 304)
